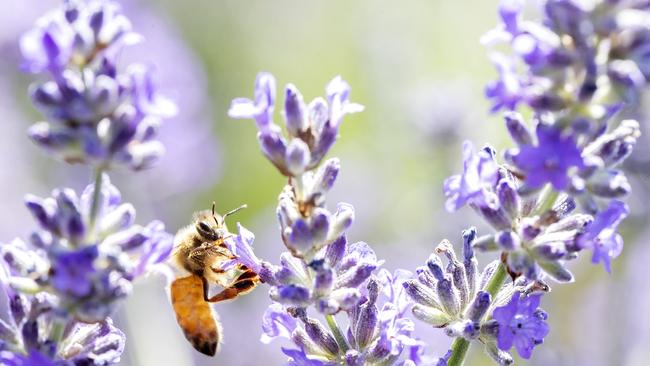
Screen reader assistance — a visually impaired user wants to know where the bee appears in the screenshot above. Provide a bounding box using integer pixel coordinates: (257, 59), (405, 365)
(170, 203), (259, 356)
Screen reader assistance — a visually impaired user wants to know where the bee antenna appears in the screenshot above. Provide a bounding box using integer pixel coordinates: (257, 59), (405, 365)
(222, 204), (248, 223)
(212, 201), (221, 226)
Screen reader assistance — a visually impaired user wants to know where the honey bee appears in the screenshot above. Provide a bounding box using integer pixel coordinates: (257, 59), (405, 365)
(170, 203), (259, 356)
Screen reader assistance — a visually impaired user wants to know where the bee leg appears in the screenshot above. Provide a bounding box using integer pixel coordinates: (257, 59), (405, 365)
(205, 270), (259, 303)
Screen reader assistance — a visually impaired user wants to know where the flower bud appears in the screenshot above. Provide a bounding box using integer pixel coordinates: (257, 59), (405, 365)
(437, 278), (460, 316)
(497, 179), (520, 219)
(302, 317), (339, 356)
(403, 280), (441, 308)
(411, 304), (451, 327)
(284, 84), (308, 136)
(587, 170), (631, 198)
(286, 139), (311, 176)
(504, 112), (533, 146)
(466, 291), (491, 322)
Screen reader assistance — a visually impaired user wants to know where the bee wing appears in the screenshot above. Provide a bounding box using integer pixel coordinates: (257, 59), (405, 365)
(170, 275), (221, 356)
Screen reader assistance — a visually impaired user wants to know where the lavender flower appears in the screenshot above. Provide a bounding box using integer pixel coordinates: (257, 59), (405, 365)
(404, 230), (499, 339)
(510, 124), (584, 191)
(262, 275), (425, 366)
(443, 141), (499, 211)
(229, 72), (362, 176)
(577, 200), (628, 273)
(0, 258), (125, 365)
(21, 0), (176, 170)
(484, 0), (650, 111)
(228, 228), (380, 314)
(2, 175), (172, 322)
(490, 292), (549, 360)
(230, 73), (432, 364)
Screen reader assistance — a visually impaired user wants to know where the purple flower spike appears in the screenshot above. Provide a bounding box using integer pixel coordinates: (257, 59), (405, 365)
(485, 54), (527, 112)
(228, 72), (277, 130)
(512, 124), (584, 190)
(444, 141), (499, 211)
(21, 0), (174, 171)
(492, 292), (549, 359)
(577, 200), (628, 272)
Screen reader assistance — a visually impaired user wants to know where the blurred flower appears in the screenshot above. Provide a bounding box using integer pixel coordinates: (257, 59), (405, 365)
(0, 258), (125, 365)
(484, 0), (650, 112)
(576, 200), (628, 272)
(2, 175), (172, 322)
(21, 0), (176, 170)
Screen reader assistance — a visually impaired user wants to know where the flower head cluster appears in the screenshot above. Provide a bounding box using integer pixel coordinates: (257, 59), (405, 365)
(483, 0), (650, 112)
(21, 0), (176, 170)
(403, 228), (552, 364)
(2, 175), (172, 322)
(0, 258), (125, 365)
(261, 270), (426, 366)
(7, 1), (176, 365)
(443, 0), (646, 283)
(229, 73), (363, 177)
(428, 1), (648, 363)
(403, 229), (492, 337)
(229, 74), (373, 312)
(230, 74), (436, 364)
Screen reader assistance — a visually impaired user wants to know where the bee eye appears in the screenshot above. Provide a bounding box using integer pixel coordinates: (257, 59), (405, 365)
(196, 221), (216, 239)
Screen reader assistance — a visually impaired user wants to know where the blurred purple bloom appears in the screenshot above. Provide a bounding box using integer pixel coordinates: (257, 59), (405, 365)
(577, 200), (628, 272)
(21, 0), (175, 170)
(492, 292), (549, 359)
(50, 245), (98, 298)
(0, 259), (125, 365)
(20, 0), (140, 74)
(444, 141), (499, 211)
(511, 124), (584, 190)
(435, 349), (452, 366)
(3, 175), (172, 322)
(484, 54), (527, 112)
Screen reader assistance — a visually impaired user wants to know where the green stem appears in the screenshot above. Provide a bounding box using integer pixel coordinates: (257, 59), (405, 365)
(533, 184), (559, 215)
(485, 261), (508, 298)
(324, 314), (349, 353)
(49, 318), (66, 345)
(447, 338), (470, 366)
(88, 167), (104, 232)
(447, 262), (508, 366)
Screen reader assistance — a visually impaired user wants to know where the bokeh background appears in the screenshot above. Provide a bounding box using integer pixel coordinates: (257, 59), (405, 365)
(1, 0), (649, 365)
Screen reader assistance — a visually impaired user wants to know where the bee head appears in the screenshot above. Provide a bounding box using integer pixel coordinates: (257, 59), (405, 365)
(194, 202), (247, 241)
